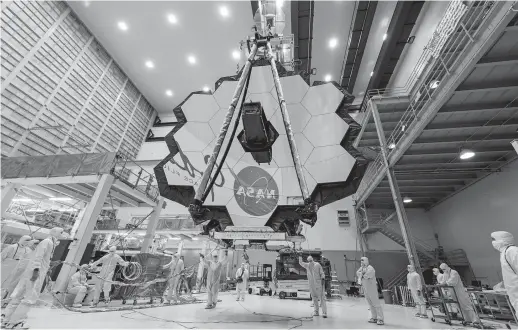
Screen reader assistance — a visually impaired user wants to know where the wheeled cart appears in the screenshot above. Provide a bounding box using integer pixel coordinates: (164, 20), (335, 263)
(469, 290), (517, 326)
(426, 284), (470, 326)
(112, 253), (170, 305)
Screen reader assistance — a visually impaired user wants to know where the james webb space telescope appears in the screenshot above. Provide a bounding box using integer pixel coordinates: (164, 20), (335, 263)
(154, 1), (368, 247)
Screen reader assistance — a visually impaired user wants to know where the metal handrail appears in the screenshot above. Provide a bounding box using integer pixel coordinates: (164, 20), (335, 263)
(354, 0), (499, 202)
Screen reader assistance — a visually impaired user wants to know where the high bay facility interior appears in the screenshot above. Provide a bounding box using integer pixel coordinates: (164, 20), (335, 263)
(1, 1), (517, 329)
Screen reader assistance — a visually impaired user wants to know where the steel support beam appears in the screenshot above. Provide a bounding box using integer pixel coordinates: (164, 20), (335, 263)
(356, 3), (517, 207)
(1, 7), (71, 94)
(116, 94), (143, 152)
(1, 183), (20, 217)
(141, 197), (165, 253)
(370, 100), (423, 275)
(90, 78), (129, 152)
(3, 175), (101, 186)
(59, 58), (114, 153)
(54, 174), (114, 292)
(8, 26), (92, 157)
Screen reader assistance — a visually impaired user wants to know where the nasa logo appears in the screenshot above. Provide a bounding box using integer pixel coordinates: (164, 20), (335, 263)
(233, 166), (279, 216)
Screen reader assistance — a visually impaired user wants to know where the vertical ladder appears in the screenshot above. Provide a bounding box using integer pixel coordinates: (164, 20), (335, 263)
(329, 270), (342, 300)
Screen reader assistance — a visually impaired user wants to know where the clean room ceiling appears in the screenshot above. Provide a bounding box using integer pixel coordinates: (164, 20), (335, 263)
(68, 1), (256, 114)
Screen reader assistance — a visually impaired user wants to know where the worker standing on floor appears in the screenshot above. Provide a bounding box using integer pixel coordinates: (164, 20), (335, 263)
(440, 263), (480, 326)
(235, 263), (249, 301)
(162, 252), (184, 304)
(299, 255), (327, 318)
(1, 235), (32, 300)
(89, 246), (129, 306)
(201, 250), (228, 309)
(2, 227), (64, 329)
(357, 257), (384, 325)
(407, 265), (427, 318)
(491, 231), (518, 313)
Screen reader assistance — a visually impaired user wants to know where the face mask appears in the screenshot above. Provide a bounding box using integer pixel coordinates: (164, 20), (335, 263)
(492, 240), (507, 252)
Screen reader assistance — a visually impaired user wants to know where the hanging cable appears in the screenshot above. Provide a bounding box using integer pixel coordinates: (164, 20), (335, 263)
(200, 60), (254, 203)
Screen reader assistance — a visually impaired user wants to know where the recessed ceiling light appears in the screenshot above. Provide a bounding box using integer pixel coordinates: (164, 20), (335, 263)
(459, 149), (475, 160)
(145, 60), (154, 69)
(84, 1), (91, 7)
(403, 196), (412, 203)
(324, 74), (332, 82)
(187, 55), (196, 64)
(382, 33), (387, 41)
(276, 0), (284, 7)
(232, 50), (241, 60)
(329, 38), (338, 49)
(219, 6), (229, 17)
(167, 14), (178, 24)
(203, 86), (210, 92)
(118, 21), (128, 31)
(165, 90), (174, 97)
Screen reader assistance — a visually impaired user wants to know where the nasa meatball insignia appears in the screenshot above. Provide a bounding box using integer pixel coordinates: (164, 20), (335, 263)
(233, 166), (279, 216)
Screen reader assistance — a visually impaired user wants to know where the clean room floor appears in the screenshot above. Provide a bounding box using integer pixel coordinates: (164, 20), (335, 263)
(23, 292), (508, 329)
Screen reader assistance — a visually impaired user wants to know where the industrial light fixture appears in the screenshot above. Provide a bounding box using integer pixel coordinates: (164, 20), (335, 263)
(403, 196), (412, 203)
(328, 38), (338, 49)
(49, 197), (73, 201)
(117, 21), (128, 31)
(165, 90), (174, 97)
(232, 50), (241, 60)
(167, 14), (178, 24)
(187, 55), (196, 64)
(324, 74), (332, 82)
(84, 1), (91, 7)
(388, 142), (396, 149)
(429, 80), (440, 89)
(459, 148), (475, 160)
(202, 86), (210, 92)
(219, 6), (229, 17)
(370, 71), (373, 77)
(13, 198), (32, 202)
(145, 60), (154, 69)
(276, 0), (284, 8)
(382, 33), (387, 41)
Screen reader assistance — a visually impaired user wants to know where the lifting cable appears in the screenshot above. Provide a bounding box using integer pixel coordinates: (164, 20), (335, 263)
(200, 61), (254, 204)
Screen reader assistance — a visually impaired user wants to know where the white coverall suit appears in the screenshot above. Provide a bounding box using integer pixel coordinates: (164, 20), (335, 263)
(235, 266), (249, 301)
(67, 269), (95, 306)
(299, 257), (327, 316)
(441, 265), (479, 323)
(3, 236), (56, 325)
(407, 268), (427, 316)
(357, 258), (384, 322)
(90, 253), (128, 304)
(165, 256), (184, 303)
(203, 254), (227, 308)
(491, 231), (518, 313)
(1, 236), (32, 299)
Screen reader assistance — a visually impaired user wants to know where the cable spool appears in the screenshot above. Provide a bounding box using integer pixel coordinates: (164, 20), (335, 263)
(122, 262), (142, 281)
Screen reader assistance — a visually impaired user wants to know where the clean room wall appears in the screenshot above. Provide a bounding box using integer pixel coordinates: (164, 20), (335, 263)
(429, 161), (518, 286)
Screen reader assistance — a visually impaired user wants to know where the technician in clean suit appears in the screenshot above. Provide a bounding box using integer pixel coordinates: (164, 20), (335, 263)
(491, 231), (517, 313)
(201, 250), (228, 309)
(440, 263), (480, 325)
(163, 252), (184, 304)
(433, 268), (444, 284)
(1, 235), (32, 299)
(89, 246), (129, 305)
(357, 257), (384, 325)
(299, 255), (327, 318)
(407, 265), (427, 318)
(235, 263), (249, 301)
(3, 227), (64, 328)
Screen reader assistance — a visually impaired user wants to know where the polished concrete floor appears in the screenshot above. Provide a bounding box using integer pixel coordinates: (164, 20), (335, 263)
(21, 292), (512, 329)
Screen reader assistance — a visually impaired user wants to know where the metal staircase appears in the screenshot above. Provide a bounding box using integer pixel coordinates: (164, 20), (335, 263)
(377, 226), (436, 261)
(329, 270), (342, 300)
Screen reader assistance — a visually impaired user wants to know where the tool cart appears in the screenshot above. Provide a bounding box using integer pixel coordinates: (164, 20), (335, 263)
(426, 284), (470, 326)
